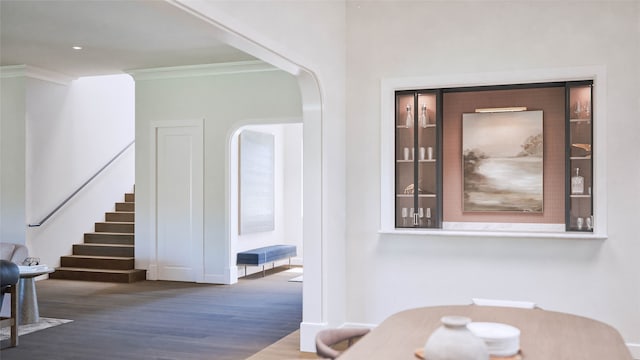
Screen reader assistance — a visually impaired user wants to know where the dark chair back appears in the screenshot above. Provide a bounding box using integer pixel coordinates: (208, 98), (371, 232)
(0, 259), (20, 348)
(0, 259), (19, 296)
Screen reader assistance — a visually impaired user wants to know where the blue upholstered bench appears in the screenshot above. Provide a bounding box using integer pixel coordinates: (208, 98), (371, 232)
(237, 245), (297, 277)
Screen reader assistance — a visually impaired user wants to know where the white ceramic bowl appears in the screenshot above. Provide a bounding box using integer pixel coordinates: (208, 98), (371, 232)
(467, 322), (520, 357)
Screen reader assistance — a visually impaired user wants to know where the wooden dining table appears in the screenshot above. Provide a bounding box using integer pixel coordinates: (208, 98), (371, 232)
(338, 305), (633, 360)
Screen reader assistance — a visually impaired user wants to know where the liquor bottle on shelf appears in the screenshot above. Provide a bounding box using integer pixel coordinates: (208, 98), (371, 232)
(419, 103), (429, 128)
(405, 103), (412, 128)
(571, 168), (584, 194)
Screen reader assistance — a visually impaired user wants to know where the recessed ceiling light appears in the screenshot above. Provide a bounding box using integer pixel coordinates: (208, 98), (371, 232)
(72, 46), (83, 50)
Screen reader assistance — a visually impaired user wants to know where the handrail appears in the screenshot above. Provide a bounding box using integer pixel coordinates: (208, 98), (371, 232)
(28, 140), (135, 227)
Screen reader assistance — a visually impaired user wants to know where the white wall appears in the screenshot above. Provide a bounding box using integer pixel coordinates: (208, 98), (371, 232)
(234, 123), (303, 276)
(0, 75), (26, 246)
(179, 2), (349, 347)
(133, 63), (302, 284)
(344, 0), (640, 353)
(25, 74), (135, 268)
(283, 123), (304, 260)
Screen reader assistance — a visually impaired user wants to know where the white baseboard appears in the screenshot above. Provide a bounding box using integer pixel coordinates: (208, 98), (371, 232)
(291, 256), (303, 266)
(147, 264), (158, 280)
(225, 266), (238, 285)
(628, 343), (640, 359)
(203, 273), (232, 284)
(300, 322), (327, 352)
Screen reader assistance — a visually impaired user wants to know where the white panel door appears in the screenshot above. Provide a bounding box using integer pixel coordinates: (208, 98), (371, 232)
(155, 123), (203, 282)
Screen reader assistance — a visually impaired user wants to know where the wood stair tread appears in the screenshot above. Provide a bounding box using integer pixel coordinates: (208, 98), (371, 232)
(62, 255), (135, 260)
(77, 243), (134, 247)
(85, 232), (134, 236)
(55, 267), (143, 274)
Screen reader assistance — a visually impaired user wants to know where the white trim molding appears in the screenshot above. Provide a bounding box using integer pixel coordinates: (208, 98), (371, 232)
(380, 66), (608, 240)
(202, 266), (238, 285)
(0, 65), (75, 85)
(300, 322), (327, 352)
(128, 60), (278, 81)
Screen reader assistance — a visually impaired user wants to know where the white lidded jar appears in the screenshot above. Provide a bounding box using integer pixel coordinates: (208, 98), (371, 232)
(424, 316), (489, 360)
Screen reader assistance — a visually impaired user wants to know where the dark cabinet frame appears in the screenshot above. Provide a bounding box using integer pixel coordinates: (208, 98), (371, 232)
(565, 80), (594, 232)
(394, 90), (443, 228)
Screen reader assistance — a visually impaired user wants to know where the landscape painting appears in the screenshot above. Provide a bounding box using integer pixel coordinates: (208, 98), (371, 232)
(462, 110), (543, 212)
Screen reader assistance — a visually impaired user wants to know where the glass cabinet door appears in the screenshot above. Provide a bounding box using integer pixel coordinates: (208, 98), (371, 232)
(566, 82), (593, 232)
(395, 90), (441, 228)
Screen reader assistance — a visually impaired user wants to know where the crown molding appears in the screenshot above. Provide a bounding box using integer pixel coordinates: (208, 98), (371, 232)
(0, 65), (75, 85)
(128, 60), (278, 81)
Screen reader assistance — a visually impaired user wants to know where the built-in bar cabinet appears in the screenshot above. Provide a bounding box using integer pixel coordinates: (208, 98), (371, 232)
(392, 81), (595, 234)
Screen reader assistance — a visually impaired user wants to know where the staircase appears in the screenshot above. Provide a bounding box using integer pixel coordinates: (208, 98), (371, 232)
(50, 192), (146, 283)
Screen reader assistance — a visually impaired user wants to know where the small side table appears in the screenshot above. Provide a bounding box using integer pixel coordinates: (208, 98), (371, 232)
(17, 266), (54, 325)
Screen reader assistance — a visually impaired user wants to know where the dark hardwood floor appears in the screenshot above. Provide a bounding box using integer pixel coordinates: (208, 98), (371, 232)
(0, 267), (302, 360)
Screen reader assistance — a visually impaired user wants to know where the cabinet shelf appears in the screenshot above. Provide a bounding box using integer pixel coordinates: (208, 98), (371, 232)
(569, 118), (591, 124)
(570, 156), (591, 160)
(396, 194), (437, 198)
(570, 194), (591, 198)
(396, 124), (437, 129)
(396, 159), (437, 163)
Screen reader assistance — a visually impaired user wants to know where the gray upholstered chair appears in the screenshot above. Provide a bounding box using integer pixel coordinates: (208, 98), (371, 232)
(315, 327), (370, 359)
(0, 242), (29, 264)
(0, 259), (20, 348)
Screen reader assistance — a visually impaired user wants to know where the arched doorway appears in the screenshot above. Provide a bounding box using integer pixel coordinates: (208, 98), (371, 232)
(165, 2), (329, 352)
(229, 122), (303, 281)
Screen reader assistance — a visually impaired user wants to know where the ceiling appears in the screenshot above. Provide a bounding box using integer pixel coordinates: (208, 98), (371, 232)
(0, 0), (256, 78)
